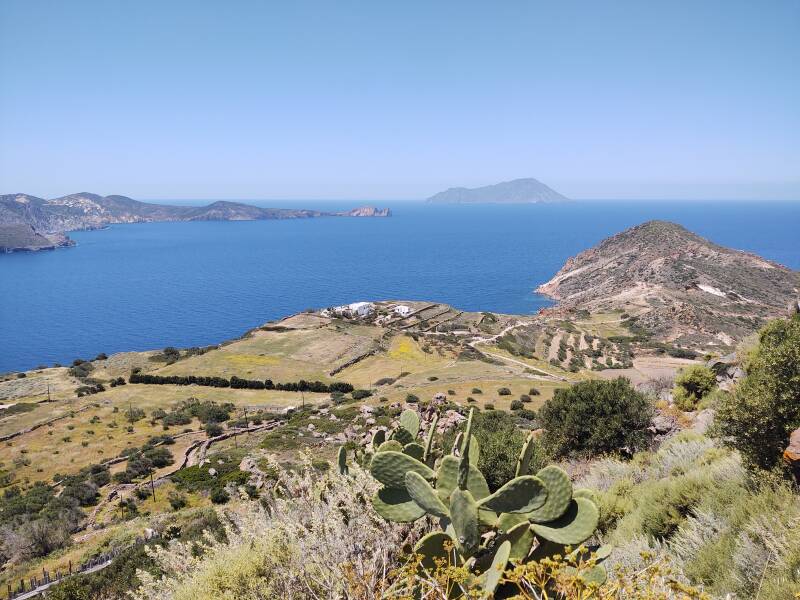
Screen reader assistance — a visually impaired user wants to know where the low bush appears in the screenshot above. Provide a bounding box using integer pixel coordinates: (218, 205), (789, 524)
(671, 365), (716, 411)
(539, 377), (653, 457)
(497, 387), (511, 396)
(351, 389), (372, 400)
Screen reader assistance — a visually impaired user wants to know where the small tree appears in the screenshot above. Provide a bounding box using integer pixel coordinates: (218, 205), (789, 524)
(715, 316), (800, 471)
(205, 422), (223, 438)
(671, 365), (716, 410)
(539, 377), (653, 457)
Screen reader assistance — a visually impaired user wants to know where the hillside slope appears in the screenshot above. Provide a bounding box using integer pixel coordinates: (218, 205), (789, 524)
(537, 220), (799, 348)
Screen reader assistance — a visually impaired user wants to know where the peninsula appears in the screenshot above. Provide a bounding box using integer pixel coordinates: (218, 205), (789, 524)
(0, 193), (391, 252)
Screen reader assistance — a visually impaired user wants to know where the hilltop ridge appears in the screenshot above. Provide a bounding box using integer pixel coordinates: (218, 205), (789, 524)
(537, 220), (799, 348)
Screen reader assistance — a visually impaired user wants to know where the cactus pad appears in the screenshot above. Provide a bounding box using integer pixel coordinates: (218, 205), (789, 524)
(436, 455), (490, 502)
(413, 531), (460, 570)
(501, 521), (535, 562)
(497, 512), (529, 533)
(449, 489), (480, 556)
(377, 440), (403, 453)
(371, 487), (426, 522)
(478, 475), (548, 514)
(527, 465), (572, 522)
(531, 497), (599, 545)
(403, 442), (425, 461)
(370, 451), (434, 489)
(337, 446), (348, 475)
(515, 431), (538, 477)
(406, 471), (450, 518)
(572, 488), (599, 505)
(482, 539), (511, 597)
(460, 433), (480, 466)
(399, 409), (420, 437)
(371, 429), (386, 448)
(391, 426), (414, 446)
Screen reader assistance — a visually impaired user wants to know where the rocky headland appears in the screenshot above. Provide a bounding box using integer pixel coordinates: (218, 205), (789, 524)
(537, 220), (799, 348)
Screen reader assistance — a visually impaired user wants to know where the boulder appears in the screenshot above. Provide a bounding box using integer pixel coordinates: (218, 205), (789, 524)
(691, 409), (715, 435)
(649, 413), (678, 435)
(208, 468), (217, 477)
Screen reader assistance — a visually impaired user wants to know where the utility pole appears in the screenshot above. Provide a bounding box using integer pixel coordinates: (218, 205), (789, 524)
(47, 384), (51, 402)
(150, 471), (156, 502)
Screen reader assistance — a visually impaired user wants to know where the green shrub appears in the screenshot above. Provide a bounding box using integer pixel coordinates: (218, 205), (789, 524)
(168, 490), (187, 510)
(529, 387), (540, 396)
(672, 365), (716, 410)
(405, 394), (419, 403)
(484, 403), (495, 410)
(471, 388), (482, 394)
(715, 315), (800, 471)
(205, 422), (223, 437)
(519, 394), (531, 403)
(509, 400), (524, 411)
(350, 389), (372, 400)
(210, 488), (230, 504)
(497, 387), (511, 396)
(517, 408), (536, 420)
(539, 377), (653, 457)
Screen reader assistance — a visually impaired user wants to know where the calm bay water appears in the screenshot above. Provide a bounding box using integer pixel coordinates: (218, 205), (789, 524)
(2, 200), (799, 372)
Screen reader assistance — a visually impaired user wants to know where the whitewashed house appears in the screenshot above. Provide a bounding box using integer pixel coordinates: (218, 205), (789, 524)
(393, 304), (412, 317)
(348, 301), (375, 317)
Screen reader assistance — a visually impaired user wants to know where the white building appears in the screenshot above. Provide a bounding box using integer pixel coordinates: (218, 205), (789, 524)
(393, 304), (412, 317)
(348, 301), (375, 317)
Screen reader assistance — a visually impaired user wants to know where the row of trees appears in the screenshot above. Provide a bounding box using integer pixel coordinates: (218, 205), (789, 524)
(129, 372), (354, 394)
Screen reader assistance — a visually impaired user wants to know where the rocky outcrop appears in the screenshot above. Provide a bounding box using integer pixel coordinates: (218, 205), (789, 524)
(706, 353), (745, 390)
(537, 221), (799, 349)
(340, 206), (391, 217)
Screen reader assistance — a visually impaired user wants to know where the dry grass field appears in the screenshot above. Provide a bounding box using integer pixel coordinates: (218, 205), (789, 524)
(1, 303), (699, 595)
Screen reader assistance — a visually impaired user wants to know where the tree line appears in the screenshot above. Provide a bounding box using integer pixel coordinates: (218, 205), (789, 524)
(128, 372), (354, 394)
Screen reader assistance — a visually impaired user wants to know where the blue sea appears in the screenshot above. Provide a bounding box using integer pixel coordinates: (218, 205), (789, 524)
(2, 200), (799, 373)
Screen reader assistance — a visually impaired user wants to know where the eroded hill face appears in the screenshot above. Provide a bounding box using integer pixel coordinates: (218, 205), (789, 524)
(537, 220), (799, 349)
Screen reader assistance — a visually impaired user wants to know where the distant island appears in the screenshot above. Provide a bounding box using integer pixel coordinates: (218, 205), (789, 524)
(426, 177), (568, 204)
(0, 193), (391, 252)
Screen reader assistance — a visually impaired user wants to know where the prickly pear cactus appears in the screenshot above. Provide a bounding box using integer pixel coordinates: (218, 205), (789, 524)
(365, 406), (607, 597)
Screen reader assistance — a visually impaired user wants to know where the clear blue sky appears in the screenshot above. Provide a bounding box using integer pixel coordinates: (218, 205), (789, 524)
(1, 1), (798, 200)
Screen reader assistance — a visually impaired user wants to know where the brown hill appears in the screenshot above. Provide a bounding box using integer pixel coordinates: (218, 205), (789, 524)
(537, 220), (799, 349)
